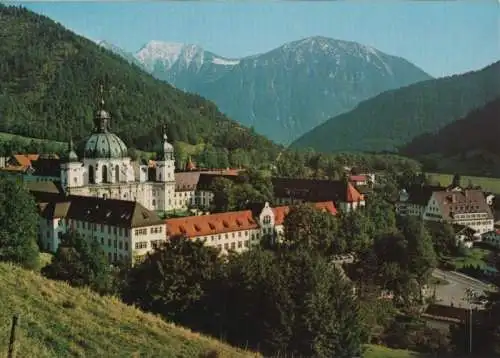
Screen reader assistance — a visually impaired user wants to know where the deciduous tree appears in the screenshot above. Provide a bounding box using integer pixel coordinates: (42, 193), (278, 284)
(0, 177), (39, 269)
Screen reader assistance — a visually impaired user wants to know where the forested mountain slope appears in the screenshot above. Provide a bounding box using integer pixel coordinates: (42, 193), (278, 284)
(402, 97), (500, 177)
(0, 5), (282, 166)
(291, 61), (500, 153)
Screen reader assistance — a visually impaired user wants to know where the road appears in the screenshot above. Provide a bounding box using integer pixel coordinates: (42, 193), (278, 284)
(431, 268), (493, 309)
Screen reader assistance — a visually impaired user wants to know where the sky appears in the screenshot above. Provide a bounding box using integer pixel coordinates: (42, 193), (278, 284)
(10, 1), (500, 78)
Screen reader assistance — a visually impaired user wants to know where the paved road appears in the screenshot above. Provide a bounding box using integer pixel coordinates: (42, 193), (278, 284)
(431, 268), (493, 309)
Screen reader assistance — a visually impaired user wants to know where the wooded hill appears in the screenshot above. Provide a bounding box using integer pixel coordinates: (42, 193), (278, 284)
(402, 97), (500, 177)
(290, 61), (500, 154)
(0, 5), (282, 166)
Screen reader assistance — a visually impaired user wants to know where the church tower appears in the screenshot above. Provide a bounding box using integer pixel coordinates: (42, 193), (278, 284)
(155, 125), (176, 210)
(60, 138), (84, 193)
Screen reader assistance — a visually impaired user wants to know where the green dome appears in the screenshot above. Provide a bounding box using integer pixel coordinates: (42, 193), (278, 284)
(84, 132), (128, 159)
(83, 101), (128, 159)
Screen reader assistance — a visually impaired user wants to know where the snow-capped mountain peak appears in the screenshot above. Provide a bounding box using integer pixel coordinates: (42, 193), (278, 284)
(134, 40), (240, 71)
(135, 40), (208, 71)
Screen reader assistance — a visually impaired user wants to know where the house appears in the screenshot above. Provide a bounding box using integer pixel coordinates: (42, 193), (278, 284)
(36, 194), (166, 266)
(166, 201), (337, 254)
(248, 201), (337, 241)
(166, 210), (260, 254)
(452, 223), (479, 248)
(395, 184), (446, 217)
(272, 178), (364, 212)
(423, 189), (494, 234)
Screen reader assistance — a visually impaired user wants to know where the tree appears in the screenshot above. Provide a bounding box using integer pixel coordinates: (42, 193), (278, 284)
(398, 216), (437, 289)
(284, 250), (364, 358)
(425, 221), (457, 257)
(0, 177), (39, 269)
(364, 193), (397, 237)
(337, 210), (374, 254)
(209, 177), (234, 212)
(42, 230), (112, 293)
(122, 235), (222, 329)
(283, 204), (343, 255)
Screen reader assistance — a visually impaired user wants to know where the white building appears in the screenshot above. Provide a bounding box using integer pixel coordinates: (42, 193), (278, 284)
(36, 194), (166, 266)
(59, 96), (177, 212)
(166, 201), (337, 254)
(422, 189), (494, 234)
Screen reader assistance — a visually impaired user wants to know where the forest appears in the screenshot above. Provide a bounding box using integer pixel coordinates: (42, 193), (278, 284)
(0, 5), (282, 167)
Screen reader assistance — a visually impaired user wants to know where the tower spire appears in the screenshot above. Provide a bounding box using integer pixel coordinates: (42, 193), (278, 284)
(95, 83), (111, 132)
(99, 83), (105, 108)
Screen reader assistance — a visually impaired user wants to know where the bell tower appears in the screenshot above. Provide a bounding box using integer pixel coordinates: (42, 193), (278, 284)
(155, 125), (176, 210)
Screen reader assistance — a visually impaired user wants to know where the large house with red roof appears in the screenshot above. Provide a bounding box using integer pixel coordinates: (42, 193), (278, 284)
(271, 178), (365, 212)
(166, 201), (337, 255)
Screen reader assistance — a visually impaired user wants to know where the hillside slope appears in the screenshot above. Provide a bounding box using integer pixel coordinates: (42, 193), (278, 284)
(0, 262), (257, 358)
(291, 61), (500, 153)
(104, 37), (431, 144)
(0, 5), (281, 164)
(402, 97), (500, 176)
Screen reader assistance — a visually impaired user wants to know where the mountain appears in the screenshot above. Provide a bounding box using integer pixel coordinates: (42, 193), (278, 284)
(0, 261), (256, 357)
(98, 40), (145, 70)
(0, 5), (281, 168)
(401, 97), (500, 177)
(105, 37), (432, 144)
(291, 61), (500, 153)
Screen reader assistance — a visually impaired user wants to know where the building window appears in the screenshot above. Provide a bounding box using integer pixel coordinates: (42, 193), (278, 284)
(238, 241), (242, 248)
(134, 241), (148, 249)
(124, 242), (128, 251)
(115, 165), (120, 183)
(102, 165), (108, 183)
(231, 242), (236, 249)
(108, 239), (111, 247)
(100, 237), (104, 245)
(263, 215), (271, 224)
(88, 165), (95, 184)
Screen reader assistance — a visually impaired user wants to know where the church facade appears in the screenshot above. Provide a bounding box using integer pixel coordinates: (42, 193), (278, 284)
(60, 96), (177, 212)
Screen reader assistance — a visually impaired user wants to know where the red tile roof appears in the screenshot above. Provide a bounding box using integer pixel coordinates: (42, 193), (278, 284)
(13, 154), (39, 168)
(272, 201), (337, 225)
(166, 211), (259, 238)
(346, 182), (364, 203)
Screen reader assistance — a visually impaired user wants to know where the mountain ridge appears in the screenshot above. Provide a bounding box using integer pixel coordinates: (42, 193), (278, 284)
(290, 60), (500, 154)
(100, 36), (432, 144)
(401, 97), (500, 177)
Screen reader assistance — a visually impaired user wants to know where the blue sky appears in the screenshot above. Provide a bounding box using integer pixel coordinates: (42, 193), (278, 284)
(12, 1), (500, 77)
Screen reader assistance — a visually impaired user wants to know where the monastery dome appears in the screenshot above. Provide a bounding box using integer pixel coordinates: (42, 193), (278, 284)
(84, 132), (128, 159)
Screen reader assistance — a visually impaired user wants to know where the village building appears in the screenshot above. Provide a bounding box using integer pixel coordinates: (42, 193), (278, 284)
(422, 189), (494, 235)
(271, 178), (365, 212)
(166, 201), (337, 254)
(35, 192), (166, 266)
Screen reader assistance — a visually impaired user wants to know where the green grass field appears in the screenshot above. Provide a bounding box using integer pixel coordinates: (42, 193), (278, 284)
(426, 172), (500, 194)
(447, 248), (491, 270)
(0, 132), (66, 146)
(364, 345), (422, 358)
(0, 262), (257, 358)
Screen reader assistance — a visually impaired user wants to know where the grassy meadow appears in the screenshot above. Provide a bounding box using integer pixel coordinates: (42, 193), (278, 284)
(364, 345), (422, 358)
(0, 262), (258, 358)
(426, 172), (500, 194)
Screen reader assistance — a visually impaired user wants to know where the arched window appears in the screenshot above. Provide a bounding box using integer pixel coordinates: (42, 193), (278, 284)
(88, 165), (95, 184)
(115, 165), (120, 182)
(102, 165), (108, 183)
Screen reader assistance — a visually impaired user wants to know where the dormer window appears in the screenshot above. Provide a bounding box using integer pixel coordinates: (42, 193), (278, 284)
(263, 215), (271, 225)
